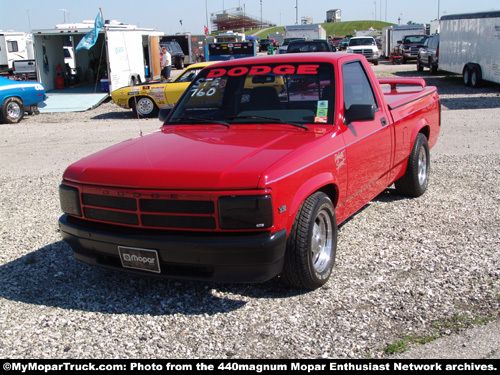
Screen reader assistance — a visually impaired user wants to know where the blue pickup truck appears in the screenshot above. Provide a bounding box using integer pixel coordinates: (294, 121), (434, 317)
(0, 76), (46, 124)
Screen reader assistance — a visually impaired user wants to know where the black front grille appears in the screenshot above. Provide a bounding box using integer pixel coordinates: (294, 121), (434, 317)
(84, 207), (140, 225)
(81, 191), (216, 230)
(82, 194), (137, 210)
(140, 199), (214, 214)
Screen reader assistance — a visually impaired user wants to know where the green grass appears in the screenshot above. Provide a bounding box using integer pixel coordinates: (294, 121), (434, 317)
(382, 313), (499, 355)
(247, 20), (394, 39)
(383, 335), (436, 355)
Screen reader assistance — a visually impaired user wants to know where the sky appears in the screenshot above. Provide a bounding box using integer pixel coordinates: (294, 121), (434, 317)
(1, 0), (499, 35)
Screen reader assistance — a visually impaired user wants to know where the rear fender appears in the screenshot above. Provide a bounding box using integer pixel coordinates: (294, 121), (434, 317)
(410, 119), (430, 146)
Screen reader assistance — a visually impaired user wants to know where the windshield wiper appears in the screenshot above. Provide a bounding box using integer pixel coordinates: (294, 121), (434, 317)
(228, 115), (308, 130)
(171, 116), (230, 128)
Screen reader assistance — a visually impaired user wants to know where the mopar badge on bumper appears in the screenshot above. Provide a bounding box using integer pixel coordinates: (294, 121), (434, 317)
(118, 246), (161, 273)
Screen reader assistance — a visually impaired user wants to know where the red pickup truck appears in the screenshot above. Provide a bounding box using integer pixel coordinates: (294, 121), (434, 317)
(59, 53), (440, 289)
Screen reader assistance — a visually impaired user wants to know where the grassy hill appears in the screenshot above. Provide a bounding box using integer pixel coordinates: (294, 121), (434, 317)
(250, 20), (394, 39)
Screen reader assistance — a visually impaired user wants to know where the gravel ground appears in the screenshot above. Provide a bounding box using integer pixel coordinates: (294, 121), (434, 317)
(0, 61), (499, 359)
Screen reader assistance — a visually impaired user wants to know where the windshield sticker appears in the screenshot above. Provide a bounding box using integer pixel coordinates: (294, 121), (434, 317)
(315, 100), (329, 122)
(206, 64), (320, 78)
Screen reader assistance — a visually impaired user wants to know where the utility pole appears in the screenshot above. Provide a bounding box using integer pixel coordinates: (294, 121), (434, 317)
(260, 0), (263, 28)
(295, 0), (299, 25)
(26, 9), (31, 31)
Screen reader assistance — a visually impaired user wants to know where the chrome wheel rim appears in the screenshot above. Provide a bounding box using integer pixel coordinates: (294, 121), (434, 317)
(137, 98), (154, 115)
(7, 102), (21, 120)
(311, 209), (333, 273)
(418, 146), (428, 186)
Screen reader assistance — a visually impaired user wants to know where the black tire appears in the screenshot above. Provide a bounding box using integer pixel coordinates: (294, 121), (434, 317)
(0, 97), (24, 124)
(429, 61), (438, 75)
(470, 66), (482, 88)
(463, 67), (471, 86)
(281, 192), (337, 290)
(131, 96), (158, 118)
(394, 133), (430, 197)
(417, 59), (424, 72)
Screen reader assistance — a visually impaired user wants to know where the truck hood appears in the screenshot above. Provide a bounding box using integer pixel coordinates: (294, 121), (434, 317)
(63, 125), (320, 190)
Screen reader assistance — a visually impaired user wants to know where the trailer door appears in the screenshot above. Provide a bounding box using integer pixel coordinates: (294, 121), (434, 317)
(106, 30), (145, 92)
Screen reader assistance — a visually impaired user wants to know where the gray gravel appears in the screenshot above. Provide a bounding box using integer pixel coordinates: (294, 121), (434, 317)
(1, 61), (499, 359)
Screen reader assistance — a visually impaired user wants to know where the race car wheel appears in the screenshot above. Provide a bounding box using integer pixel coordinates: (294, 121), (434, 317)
(0, 97), (24, 124)
(132, 97), (158, 118)
(281, 192), (337, 290)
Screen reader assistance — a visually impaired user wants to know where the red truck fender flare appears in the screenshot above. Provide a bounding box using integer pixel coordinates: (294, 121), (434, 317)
(410, 119), (431, 146)
(286, 172), (339, 232)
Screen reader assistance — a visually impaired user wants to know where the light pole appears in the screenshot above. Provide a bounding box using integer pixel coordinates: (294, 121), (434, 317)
(60, 9), (69, 23)
(26, 9), (31, 31)
(295, 0), (299, 25)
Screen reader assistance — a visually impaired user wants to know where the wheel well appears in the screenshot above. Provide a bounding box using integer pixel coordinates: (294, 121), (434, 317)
(419, 125), (430, 140)
(317, 184), (338, 208)
(129, 95), (153, 108)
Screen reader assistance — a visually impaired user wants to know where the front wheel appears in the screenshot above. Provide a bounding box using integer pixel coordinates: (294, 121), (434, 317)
(394, 133), (430, 197)
(1, 97), (24, 124)
(281, 192), (337, 290)
(131, 96), (158, 118)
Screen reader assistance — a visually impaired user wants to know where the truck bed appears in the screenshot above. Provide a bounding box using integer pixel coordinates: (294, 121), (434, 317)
(378, 77), (434, 108)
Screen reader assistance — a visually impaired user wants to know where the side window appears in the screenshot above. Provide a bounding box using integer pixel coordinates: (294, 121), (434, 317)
(8, 41), (19, 53)
(342, 61), (378, 110)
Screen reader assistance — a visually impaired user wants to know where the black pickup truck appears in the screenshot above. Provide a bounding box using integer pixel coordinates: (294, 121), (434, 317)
(396, 34), (429, 63)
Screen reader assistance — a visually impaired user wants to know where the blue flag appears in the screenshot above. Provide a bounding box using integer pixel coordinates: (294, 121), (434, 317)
(76, 12), (104, 52)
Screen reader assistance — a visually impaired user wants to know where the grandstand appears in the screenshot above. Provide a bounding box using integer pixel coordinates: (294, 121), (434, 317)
(211, 7), (276, 32)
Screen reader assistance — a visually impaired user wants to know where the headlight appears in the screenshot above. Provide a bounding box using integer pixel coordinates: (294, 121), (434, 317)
(219, 195), (273, 229)
(347, 47), (353, 53)
(59, 184), (82, 217)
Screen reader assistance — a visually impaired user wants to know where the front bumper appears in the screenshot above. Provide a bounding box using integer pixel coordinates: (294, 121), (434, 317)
(59, 214), (287, 283)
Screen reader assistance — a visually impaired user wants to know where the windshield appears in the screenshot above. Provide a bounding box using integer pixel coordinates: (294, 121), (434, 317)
(167, 62), (334, 126)
(403, 35), (428, 44)
(287, 42), (330, 52)
(349, 38), (375, 46)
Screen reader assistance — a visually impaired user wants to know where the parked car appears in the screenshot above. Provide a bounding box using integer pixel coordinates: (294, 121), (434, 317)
(0, 76), (46, 124)
(259, 38), (273, 52)
(111, 61), (215, 118)
(396, 34), (429, 63)
(161, 41), (185, 69)
(417, 34), (439, 74)
(286, 40), (333, 53)
(277, 38), (305, 54)
(346, 37), (379, 65)
(329, 36), (343, 51)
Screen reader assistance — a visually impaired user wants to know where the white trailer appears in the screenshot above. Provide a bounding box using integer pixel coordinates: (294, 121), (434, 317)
(284, 25), (327, 40)
(32, 21), (163, 92)
(381, 24), (425, 57)
(0, 31), (34, 73)
(439, 10), (500, 87)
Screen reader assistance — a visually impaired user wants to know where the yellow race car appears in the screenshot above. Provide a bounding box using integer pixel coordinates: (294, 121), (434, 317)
(111, 62), (216, 118)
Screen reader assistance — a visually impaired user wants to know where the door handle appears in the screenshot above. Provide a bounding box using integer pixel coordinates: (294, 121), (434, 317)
(381, 117), (388, 126)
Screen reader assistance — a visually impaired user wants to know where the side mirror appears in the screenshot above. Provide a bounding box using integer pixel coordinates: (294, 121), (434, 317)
(158, 108), (172, 122)
(344, 104), (376, 124)
(397, 40), (402, 44)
